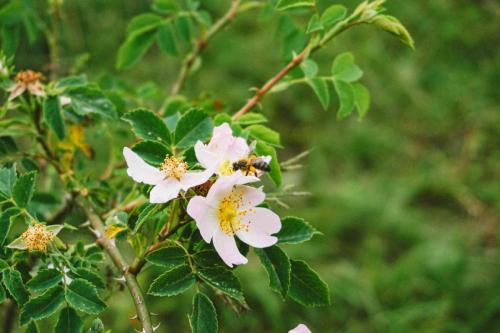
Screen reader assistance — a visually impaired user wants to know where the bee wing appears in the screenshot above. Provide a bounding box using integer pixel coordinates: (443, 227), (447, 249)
(248, 140), (257, 153)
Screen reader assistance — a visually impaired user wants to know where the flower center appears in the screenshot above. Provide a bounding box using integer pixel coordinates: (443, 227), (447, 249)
(217, 191), (253, 235)
(160, 156), (188, 180)
(21, 224), (54, 252)
(218, 159), (234, 176)
(15, 70), (44, 85)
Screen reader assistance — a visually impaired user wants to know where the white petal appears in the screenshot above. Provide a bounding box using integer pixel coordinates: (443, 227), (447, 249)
(194, 141), (220, 170)
(150, 179), (181, 203)
(289, 324), (312, 333)
(225, 137), (251, 162)
(234, 185), (265, 209)
(236, 207), (281, 248)
(212, 231), (248, 267)
(207, 123), (234, 154)
(179, 170), (211, 191)
(28, 82), (45, 97)
(186, 196), (218, 242)
(123, 147), (164, 185)
(7, 84), (26, 101)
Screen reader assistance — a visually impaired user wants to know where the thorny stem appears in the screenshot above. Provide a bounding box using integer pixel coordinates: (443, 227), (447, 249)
(163, 0), (242, 109)
(232, 19), (362, 120)
(78, 197), (154, 333)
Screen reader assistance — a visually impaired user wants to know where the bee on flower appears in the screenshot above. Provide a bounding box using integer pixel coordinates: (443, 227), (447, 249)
(6, 70), (45, 101)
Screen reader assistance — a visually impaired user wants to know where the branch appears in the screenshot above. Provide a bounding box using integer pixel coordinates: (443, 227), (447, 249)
(232, 19), (360, 120)
(77, 196), (154, 333)
(164, 0), (242, 104)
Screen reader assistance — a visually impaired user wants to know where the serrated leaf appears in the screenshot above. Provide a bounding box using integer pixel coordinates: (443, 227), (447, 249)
(72, 268), (105, 289)
(331, 52), (363, 83)
(65, 279), (107, 315)
(189, 292), (218, 333)
(0, 206), (20, 246)
(289, 260), (330, 307)
(2, 268), (29, 305)
(43, 95), (65, 140)
(66, 87), (118, 119)
(157, 23), (178, 55)
(197, 266), (244, 302)
(0, 164), (16, 198)
(12, 171), (36, 207)
(320, 5), (347, 27)
(146, 244), (188, 268)
(275, 0), (315, 11)
(277, 216), (319, 244)
(26, 269), (62, 292)
(55, 75), (88, 89)
(86, 319), (105, 333)
(132, 203), (162, 233)
(247, 125), (281, 147)
(307, 78), (330, 109)
(132, 140), (170, 166)
(54, 307), (83, 333)
(352, 83), (370, 118)
(255, 246), (291, 297)
(254, 141), (281, 186)
(334, 80), (355, 119)
(174, 108), (213, 149)
(122, 108), (171, 144)
(116, 28), (158, 70)
(148, 264), (195, 297)
(19, 285), (65, 325)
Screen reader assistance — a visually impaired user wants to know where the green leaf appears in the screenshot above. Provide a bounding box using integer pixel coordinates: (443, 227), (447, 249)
(127, 13), (163, 35)
(352, 83), (370, 119)
(307, 78), (330, 109)
(289, 260), (330, 307)
(0, 259), (8, 271)
(86, 319), (105, 333)
(3, 268), (29, 306)
(0, 164), (16, 198)
(197, 266), (244, 302)
(19, 285), (65, 325)
(72, 268), (106, 289)
(306, 14), (323, 34)
(300, 59), (318, 78)
(175, 14), (192, 42)
(65, 279), (107, 315)
(54, 307), (84, 333)
(43, 95), (65, 140)
(234, 113), (267, 126)
(157, 23), (178, 55)
(132, 140), (170, 166)
(12, 171), (36, 207)
(148, 264), (195, 297)
(255, 246), (291, 297)
(277, 216), (319, 244)
(56, 75), (88, 89)
(320, 5), (347, 27)
(132, 203), (163, 234)
(175, 108), (213, 149)
(152, 0), (178, 15)
(146, 244), (188, 268)
(116, 28), (158, 70)
(0, 283), (6, 304)
(254, 141), (281, 186)
(275, 0), (315, 11)
(371, 15), (414, 49)
(26, 269), (62, 292)
(66, 87), (118, 119)
(189, 292), (218, 333)
(25, 322), (39, 333)
(247, 125), (281, 147)
(0, 206), (20, 246)
(331, 52), (363, 83)
(122, 108), (171, 144)
(334, 80), (355, 119)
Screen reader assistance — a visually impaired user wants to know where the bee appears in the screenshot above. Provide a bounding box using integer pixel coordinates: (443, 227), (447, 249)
(232, 155), (271, 176)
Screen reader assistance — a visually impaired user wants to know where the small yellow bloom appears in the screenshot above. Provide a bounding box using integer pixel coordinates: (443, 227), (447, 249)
(21, 224), (54, 252)
(7, 70), (45, 101)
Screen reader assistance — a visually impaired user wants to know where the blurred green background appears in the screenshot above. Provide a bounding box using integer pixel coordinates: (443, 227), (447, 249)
(4, 0), (500, 332)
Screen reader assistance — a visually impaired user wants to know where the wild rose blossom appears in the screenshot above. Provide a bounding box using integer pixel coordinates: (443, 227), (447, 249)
(7, 70), (45, 101)
(186, 171), (281, 267)
(123, 147), (210, 204)
(194, 123), (271, 177)
(289, 324), (312, 333)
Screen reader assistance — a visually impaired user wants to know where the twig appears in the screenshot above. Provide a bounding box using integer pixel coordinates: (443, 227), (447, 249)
(164, 0), (242, 106)
(2, 299), (16, 333)
(77, 197), (154, 333)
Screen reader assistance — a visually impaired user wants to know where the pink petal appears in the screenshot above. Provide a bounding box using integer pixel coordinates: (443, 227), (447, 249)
(179, 170), (211, 191)
(236, 207), (281, 248)
(206, 172), (260, 206)
(289, 324), (312, 333)
(123, 147), (164, 185)
(225, 137), (251, 162)
(7, 84), (26, 101)
(28, 82), (45, 97)
(149, 178), (181, 203)
(234, 185), (265, 209)
(186, 196), (218, 242)
(212, 230), (248, 267)
(194, 141), (220, 170)
(207, 123), (234, 154)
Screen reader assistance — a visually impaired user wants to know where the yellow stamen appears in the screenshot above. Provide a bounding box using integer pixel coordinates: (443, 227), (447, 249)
(217, 190), (255, 235)
(15, 70), (44, 85)
(21, 224), (54, 252)
(160, 156), (188, 179)
(219, 160), (234, 176)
